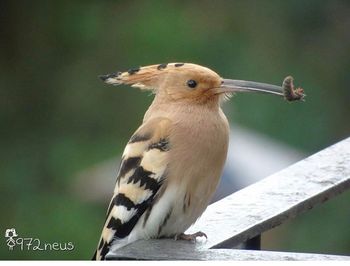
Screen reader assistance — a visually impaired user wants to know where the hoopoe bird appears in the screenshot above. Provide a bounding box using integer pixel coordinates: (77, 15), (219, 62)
(93, 63), (304, 260)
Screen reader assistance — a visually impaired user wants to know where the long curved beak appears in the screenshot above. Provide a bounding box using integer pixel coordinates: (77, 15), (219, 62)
(220, 78), (284, 96)
(221, 76), (305, 101)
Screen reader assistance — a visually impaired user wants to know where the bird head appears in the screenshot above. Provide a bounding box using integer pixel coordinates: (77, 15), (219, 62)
(99, 63), (304, 104)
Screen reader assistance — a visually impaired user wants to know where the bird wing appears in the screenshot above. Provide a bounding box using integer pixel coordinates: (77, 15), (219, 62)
(94, 117), (172, 260)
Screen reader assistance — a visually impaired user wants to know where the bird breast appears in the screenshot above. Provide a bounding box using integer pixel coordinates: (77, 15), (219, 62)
(143, 102), (230, 236)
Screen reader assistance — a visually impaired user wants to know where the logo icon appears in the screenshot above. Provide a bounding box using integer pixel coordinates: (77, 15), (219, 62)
(5, 228), (18, 250)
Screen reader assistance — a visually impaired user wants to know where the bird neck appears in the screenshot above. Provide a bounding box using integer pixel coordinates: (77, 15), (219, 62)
(143, 95), (222, 123)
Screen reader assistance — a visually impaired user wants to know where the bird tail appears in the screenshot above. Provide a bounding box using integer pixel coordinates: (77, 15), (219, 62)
(91, 250), (97, 260)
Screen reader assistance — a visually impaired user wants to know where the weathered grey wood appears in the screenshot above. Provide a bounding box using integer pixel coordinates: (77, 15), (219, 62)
(108, 239), (350, 260)
(108, 137), (350, 260)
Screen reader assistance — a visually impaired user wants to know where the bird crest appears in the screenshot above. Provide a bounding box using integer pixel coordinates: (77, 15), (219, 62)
(99, 63), (221, 90)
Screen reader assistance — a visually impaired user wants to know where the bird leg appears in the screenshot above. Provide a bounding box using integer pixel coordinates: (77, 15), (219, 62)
(174, 231), (207, 242)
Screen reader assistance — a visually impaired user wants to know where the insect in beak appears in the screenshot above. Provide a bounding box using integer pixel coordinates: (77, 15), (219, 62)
(220, 76), (305, 101)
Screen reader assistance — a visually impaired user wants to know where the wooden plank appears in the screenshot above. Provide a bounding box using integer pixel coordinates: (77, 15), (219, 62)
(108, 239), (350, 260)
(108, 137), (350, 259)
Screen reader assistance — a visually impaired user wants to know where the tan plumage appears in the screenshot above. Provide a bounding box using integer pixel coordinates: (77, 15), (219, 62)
(93, 62), (294, 260)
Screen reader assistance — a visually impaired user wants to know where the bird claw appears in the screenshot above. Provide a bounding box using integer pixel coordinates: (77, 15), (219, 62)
(174, 231), (207, 242)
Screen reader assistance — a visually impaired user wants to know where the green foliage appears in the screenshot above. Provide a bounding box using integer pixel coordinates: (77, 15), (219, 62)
(1, 0), (349, 259)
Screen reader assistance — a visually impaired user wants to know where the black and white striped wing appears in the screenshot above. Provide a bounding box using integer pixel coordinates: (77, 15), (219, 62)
(94, 117), (171, 260)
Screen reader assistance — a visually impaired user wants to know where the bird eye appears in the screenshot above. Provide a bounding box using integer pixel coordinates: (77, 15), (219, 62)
(187, 79), (197, 89)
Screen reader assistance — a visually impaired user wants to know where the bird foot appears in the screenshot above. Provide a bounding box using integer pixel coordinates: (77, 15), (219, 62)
(174, 231), (207, 242)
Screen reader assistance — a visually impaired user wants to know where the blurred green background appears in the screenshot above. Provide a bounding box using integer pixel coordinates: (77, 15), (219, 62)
(1, 0), (349, 260)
